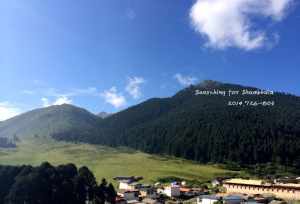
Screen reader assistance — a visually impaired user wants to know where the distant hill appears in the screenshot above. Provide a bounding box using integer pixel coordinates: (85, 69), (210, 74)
(1, 80), (300, 167)
(97, 112), (112, 119)
(0, 104), (100, 139)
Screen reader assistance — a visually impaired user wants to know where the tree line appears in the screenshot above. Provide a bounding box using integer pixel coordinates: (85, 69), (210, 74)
(0, 162), (116, 204)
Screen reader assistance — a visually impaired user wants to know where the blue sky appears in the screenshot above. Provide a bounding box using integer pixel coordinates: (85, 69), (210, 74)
(0, 0), (299, 120)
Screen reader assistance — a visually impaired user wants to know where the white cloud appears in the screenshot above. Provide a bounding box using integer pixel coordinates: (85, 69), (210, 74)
(53, 96), (72, 105)
(40, 87), (98, 107)
(190, 0), (293, 50)
(126, 77), (145, 99)
(0, 102), (21, 121)
(41, 98), (50, 107)
(101, 87), (126, 108)
(41, 96), (72, 107)
(174, 73), (198, 86)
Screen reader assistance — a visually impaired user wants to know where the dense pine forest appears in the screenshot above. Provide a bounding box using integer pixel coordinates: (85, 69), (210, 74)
(53, 81), (300, 169)
(1, 81), (299, 169)
(0, 163), (116, 204)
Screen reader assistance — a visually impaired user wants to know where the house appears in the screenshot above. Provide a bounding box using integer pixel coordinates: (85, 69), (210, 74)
(180, 187), (193, 197)
(197, 195), (221, 204)
(119, 181), (142, 191)
(139, 186), (158, 198)
(223, 195), (244, 204)
(118, 190), (140, 201)
(114, 176), (143, 190)
(163, 185), (181, 197)
(223, 178), (300, 200)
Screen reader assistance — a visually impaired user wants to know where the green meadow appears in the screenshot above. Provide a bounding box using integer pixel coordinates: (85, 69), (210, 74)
(0, 138), (238, 185)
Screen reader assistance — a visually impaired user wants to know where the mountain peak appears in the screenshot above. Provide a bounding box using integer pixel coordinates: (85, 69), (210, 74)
(97, 112), (111, 119)
(196, 80), (223, 89)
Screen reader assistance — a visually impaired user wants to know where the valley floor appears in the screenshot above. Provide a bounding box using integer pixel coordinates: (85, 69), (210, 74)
(0, 138), (237, 185)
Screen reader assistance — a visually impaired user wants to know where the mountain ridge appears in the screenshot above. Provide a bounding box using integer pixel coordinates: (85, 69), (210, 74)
(53, 81), (300, 166)
(1, 80), (299, 167)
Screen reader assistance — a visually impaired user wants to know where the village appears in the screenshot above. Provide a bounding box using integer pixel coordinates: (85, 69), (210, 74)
(112, 176), (300, 204)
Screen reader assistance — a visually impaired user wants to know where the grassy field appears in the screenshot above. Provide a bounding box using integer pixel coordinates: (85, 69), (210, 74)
(0, 138), (238, 185)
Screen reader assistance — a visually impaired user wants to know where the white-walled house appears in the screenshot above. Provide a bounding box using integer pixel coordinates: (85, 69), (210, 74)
(114, 176), (143, 191)
(163, 186), (180, 197)
(119, 181), (141, 190)
(197, 195), (221, 204)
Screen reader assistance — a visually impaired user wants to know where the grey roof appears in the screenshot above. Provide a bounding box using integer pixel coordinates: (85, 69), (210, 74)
(200, 195), (220, 200)
(224, 195), (243, 200)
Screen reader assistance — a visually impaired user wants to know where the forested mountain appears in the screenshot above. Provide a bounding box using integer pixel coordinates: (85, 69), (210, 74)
(54, 80), (300, 167)
(0, 104), (100, 139)
(1, 80), (300, 167)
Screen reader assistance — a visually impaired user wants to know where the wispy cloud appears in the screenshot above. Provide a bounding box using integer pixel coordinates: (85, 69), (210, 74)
(126, 77), (145, 99)
(0, 102), (22, 121)
(41, 96), (73, 107)
(190, 0), (294, 50)
(174, 73), (198, 87)
(101, 87), (126, 108)
(25, 87), (98, 108)
(19, 86), (99, 108)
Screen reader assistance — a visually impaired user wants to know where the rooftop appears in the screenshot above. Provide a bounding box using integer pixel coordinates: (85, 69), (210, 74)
(224, 178), (300, 188)
(224, 179), (263, 186)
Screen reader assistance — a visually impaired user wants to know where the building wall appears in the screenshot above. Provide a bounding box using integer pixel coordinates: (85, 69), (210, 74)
(164, 187), (180, 197)
(223, 184), (300, 200)
(201, 198), (219, 204)
(119, 183), (129, 190)
(119, 182), (136, 190)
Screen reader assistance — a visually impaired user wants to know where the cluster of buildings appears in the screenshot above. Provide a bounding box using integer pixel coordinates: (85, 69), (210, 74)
(114, 176), (208, 204)
(113, 176), (300, 204)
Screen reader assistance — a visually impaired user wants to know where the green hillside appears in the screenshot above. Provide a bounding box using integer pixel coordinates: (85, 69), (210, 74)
(0, 104), (100, 139)
(0, 138), (237, 185)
